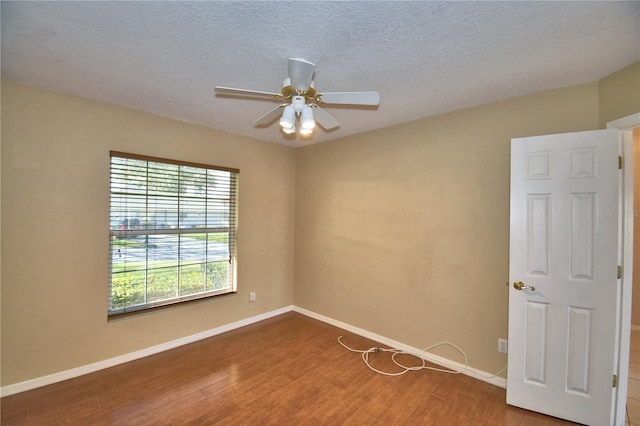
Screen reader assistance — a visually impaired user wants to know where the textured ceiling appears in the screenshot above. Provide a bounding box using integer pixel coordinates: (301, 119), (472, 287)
(2, 1), (639, 147)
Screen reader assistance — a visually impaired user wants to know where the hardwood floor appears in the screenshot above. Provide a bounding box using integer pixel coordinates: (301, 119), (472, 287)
(627, 329), (640, 426)
(1, 312), (576, 425)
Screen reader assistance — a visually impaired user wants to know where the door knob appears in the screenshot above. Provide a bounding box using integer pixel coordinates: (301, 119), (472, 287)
(513, 281), (535, 292)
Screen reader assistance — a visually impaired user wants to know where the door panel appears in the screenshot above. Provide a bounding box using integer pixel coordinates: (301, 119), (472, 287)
(528, 194), (551, 275)
(507, 129), (620, 425)
(524, 301), (548, 384)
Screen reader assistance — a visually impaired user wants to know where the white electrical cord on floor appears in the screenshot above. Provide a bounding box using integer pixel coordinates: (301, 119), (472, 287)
(338, 336), (507, 379)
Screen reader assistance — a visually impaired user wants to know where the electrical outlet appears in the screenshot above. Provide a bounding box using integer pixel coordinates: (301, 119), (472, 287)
(498, 338), (508, 354)
(249, 292), (256, 302)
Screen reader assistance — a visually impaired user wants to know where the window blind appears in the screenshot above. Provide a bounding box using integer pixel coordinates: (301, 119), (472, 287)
(108, 151), (239, 316)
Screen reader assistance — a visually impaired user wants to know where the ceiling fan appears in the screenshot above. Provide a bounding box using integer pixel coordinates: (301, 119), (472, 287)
(215, 58), (380, 136)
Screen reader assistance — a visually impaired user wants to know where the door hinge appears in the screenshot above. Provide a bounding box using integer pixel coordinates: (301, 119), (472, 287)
(618, 266), (622, 280)
(619, 156), (623, 170)
(613, 374), (618, 388)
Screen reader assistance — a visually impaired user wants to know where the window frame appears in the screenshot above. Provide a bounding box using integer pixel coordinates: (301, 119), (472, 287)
(108, 151), (239, 317)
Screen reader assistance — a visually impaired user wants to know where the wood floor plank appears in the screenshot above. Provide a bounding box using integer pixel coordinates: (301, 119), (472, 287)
(1, 312), (576, 425)
(630, 349), (640, 381)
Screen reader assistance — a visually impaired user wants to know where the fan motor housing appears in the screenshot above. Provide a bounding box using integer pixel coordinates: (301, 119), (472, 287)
(281, 78), (316, 100)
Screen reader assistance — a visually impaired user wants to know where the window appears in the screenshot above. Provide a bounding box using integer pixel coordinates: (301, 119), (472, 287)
(108, 151), (239, 316)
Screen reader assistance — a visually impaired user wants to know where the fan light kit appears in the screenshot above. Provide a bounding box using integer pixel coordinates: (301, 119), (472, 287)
(215, 58), (380, 137)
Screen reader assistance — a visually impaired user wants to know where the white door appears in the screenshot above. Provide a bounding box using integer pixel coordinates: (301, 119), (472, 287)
(507, 129), (621, 425)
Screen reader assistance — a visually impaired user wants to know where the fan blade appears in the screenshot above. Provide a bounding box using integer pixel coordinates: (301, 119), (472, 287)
(215, 86), (283, 99)
(317, 91), (380, 106)
(288, 58), (315, 93)
(254, 104), (286, 126)
(312, 106), (340, 130)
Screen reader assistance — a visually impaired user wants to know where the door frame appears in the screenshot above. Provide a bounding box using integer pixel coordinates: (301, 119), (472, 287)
(607, 112), (638, 425)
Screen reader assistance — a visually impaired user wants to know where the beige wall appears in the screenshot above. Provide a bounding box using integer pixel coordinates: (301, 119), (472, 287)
(294, 83), (600, 374)
(0, 81), (296, 385)
(599, 61), (640, 128)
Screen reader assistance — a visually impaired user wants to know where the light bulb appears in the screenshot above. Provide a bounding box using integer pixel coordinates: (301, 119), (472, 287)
(279, 105), (295, 129)
(301, 106), (315, 130)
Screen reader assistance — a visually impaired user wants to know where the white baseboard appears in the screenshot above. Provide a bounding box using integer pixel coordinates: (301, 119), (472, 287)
(0, 305), (294, 397)
(293, 306), (507, 389)
(1, 304), (506, 397)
